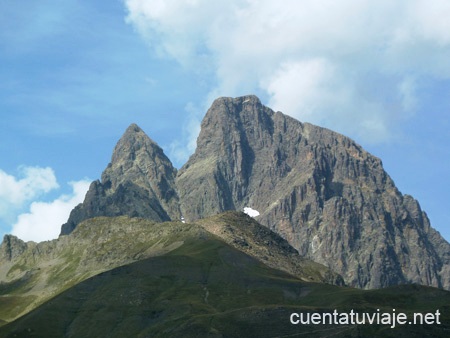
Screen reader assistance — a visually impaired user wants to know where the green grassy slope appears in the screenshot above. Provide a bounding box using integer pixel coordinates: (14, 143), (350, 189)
(0, 217), (197, 324)
(1, 234), (449, 338)
(0, 212), (341, 325)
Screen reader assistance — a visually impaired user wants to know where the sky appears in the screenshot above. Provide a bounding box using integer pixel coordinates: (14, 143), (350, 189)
(0, 0), (449, 243)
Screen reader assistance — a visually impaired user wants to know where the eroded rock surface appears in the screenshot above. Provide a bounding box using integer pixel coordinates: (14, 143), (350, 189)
(57, 96), (449, 290)
(60, 124), (180, 235)
(176, 95), (450, 290)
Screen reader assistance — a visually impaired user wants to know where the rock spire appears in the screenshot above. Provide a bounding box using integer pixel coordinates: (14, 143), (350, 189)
(60, 123), (180, 235)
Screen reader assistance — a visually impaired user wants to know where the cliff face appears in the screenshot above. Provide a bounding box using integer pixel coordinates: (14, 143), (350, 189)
(0, 235), (27, 261)
(60, 124), (181, 235)
(176, 95), (450, 290)
(57, 96), (449, 290)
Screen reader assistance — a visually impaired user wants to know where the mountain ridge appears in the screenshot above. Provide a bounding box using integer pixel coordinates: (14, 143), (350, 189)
(0, 212), (341, 324)
(2, 239), (450, 337)
(16, 95), (450, 291)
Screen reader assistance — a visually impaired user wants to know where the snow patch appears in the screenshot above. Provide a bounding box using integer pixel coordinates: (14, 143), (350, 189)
(243, 207), (260, 218)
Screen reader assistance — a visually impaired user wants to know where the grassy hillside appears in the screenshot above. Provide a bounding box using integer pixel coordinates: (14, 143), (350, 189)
(0, 213), (339, 325)
(0, 217), (195, 324)
(1, 233), (449, 337)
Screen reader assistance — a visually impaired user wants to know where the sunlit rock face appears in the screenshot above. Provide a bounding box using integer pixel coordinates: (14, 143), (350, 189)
(60, 124), (180, 235)
(59, 95), (450, 290)
(176, 95), (450, 290)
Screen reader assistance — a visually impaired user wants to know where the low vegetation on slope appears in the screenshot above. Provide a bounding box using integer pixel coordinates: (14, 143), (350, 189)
(1, 232), (449, 337)
(0, 212), (338, 325)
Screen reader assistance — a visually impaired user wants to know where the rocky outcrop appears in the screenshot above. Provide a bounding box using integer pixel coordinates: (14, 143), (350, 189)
(176, 95), (450, 290)
(60, 124), (181, 235)
(57, 96), (449, 291)
(196, 211), (344, 286)
(0, 235), (27, 261)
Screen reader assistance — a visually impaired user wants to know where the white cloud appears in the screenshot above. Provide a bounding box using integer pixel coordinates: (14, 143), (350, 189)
(398, 76), (418, 112)
(264, 58), (337, 121)
(0, 166), (59, 222)
(124, 0), (450, 146)
(124, 0), (230, 69)
(11, 180), (91, 242)
(410, 0), (450, 47)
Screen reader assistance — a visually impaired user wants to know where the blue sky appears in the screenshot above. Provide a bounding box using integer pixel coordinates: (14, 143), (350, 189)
(0, 0), (449, 243)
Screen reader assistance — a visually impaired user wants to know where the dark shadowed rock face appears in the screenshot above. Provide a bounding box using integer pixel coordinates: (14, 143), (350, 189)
(60, 124), (181, 235)
(176, 95), (450, 290)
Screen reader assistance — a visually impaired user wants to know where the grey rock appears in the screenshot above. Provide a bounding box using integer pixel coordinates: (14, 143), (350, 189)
(0, 235), (27, 261)
(60, 124), (181, 235)
(57, 95), (449, 291)
(176, 95), (450, 290)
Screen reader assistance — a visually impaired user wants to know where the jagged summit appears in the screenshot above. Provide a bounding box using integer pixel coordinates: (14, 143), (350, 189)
(60, 123), (181, 235)
(58, 98), (450, 291)
(109, 123), (152, 165)
(124, 122), (142, 132)
(176, 95), (450, 290)
(102, 123), (175, 195)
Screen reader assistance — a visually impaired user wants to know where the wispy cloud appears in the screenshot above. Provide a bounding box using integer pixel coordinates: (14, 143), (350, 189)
(0, 166), (91, 242)
(124, 0), (450, 150)
(167, 102), (203, 167)
(11, 180), (91, 242)
(0, 166), (59, 223)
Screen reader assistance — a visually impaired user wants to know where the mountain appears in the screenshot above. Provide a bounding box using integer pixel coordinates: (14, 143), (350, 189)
(1, 95), (450, 335)
(1, 225), (449, 337)
(0, 212), (341, 324)
(60, 124), (181, 235)
(57, 95), (449, 291)
(177, 95), (450, 290)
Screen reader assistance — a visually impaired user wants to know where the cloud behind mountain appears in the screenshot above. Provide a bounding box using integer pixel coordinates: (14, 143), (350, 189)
(125, 0), (450, 149)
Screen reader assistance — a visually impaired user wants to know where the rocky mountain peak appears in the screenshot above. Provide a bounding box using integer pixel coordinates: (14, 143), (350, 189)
(196, 95), (271, 154)
(110, 123), (153, 165)
(207, 95), (263, 115)
(176, 95), (450, 290)
(102, 123), (175, 192)
(60, 123), (181, 235)
(58, 97), (450, 292)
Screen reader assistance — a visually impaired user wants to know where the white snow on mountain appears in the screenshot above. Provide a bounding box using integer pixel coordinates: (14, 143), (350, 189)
(243, 207), (260, 218)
